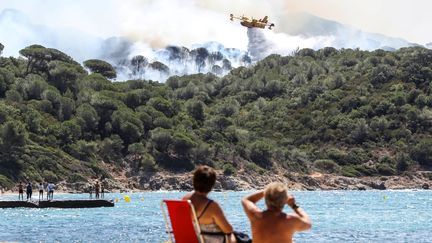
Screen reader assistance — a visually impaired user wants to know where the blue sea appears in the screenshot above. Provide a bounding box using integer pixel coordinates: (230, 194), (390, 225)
(0, 190), (431, 243)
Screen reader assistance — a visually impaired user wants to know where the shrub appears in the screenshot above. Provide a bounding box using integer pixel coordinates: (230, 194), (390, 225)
(314, 159), (340, 173)
(222, 163), (236, 175)
(249, 141), (273, 168)
(171, 131), (197, 157)
(68, 173), (87, 183)
(42, 170), (59, 183)
(341, 166), (362, 177)
(410, 139), (432, 167)
(396, 153), (410, 172)
(0, 174), (14, 189)
(376, 164), (396, 176)
(354, 165), (377, 176)
(326, 148), (348, 165)
(67, 140), (98, 161)
(150, 128), (172, 152)
(140, 154), (156, 171)
(246, 162), (265, 175)
(128, 143), (146, 155)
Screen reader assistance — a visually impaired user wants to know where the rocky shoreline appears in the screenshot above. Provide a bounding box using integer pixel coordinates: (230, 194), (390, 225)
(47, 170), (431, 193)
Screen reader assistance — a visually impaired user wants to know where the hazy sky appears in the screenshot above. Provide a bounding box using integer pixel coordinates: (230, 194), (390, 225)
(1, 0), (431, 47)
(282, 0), (432, 44)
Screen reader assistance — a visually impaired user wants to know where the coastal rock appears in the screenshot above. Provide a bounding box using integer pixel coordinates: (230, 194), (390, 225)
(46, 171), (432, 192)
(300, 176), (320, 188)
(368, 181), (386, 190)
(357, 186), (366, 191)
(220, 177), (238, 190)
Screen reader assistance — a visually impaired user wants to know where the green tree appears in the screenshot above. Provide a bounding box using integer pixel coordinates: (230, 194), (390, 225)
(48, 60), (85, 93)
(411, 139), (432, 166)
(128, 142), (146, 155)
(5, 90), (23, 102)
(350, 119), (370, 144)
(76, 104), (99, 133)
(58, 119), (82, 145)
(67, 140), (98, 161)
(186, 100), (205, 121)
(171, 131), (197, 158)
(150, 128), (172, 152)
(99, 135), (124, 161)
(0, 68), (14, 98)
(111, 109), (144, 145)
(84, 59), (116, 79)
(19, 44), (49, 74)
(0, 121), (27, 149)
(249, 141), (273, 168)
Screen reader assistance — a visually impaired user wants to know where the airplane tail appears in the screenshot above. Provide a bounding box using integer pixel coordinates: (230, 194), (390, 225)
(262, 16), (268, 23)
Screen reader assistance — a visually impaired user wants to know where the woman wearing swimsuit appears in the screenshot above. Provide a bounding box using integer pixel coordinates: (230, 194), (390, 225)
(182, 165), (237, 243)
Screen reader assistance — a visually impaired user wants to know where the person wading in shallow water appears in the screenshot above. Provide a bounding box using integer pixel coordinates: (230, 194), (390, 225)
(242, 182), (312, 243)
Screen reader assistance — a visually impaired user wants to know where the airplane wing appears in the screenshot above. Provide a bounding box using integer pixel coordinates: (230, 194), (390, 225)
(230, 14), (243, 21)
(230, 14), (250, 21)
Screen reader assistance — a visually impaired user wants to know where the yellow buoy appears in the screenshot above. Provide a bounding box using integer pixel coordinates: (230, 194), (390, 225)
(124, 195), (131, 203)
(140, 197), (144, 201)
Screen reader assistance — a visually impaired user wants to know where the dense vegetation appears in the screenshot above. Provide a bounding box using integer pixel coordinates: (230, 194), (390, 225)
(0, 43), (432, 188)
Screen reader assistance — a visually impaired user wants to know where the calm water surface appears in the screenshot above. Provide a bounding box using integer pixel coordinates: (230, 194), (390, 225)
(0, 190), (431, 242)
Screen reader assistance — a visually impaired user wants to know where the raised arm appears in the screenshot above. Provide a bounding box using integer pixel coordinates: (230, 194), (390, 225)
(241, 190), (264, 219)
(287, 195), (312, 231)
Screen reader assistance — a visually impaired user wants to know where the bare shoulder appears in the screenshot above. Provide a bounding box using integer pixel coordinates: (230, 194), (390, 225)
(286, 213), (300, 221)
(208, 200), (223, 212)
(245, 205), (263, 220)
(285, 213), (304, 226)
(182, 193), (193, 200)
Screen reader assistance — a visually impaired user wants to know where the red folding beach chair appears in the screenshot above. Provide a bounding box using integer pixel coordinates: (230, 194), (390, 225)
(161, 199), (205, 243)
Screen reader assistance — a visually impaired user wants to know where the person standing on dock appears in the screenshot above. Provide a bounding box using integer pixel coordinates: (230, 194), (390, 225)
(89, 185), (93, 199)
(101, 184), (105, 199)
(26, 182), (33, 200)
(47, 183), (55, 200)
(38, 182), (44, 201)
(18, 182), (24, 200)
(95, 181), (100, 199)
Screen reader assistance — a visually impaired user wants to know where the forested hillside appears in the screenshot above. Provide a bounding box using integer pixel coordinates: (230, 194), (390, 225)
(0, 43), (432, 189)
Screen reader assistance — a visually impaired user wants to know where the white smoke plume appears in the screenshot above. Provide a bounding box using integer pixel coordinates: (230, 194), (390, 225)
(0, 0), (417, 81)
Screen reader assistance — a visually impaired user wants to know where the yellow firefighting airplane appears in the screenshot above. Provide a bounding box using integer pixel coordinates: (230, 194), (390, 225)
(230, 14), (275, 29)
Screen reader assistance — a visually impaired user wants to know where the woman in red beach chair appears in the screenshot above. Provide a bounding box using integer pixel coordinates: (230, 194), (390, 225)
(161, 165), (237, 243)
